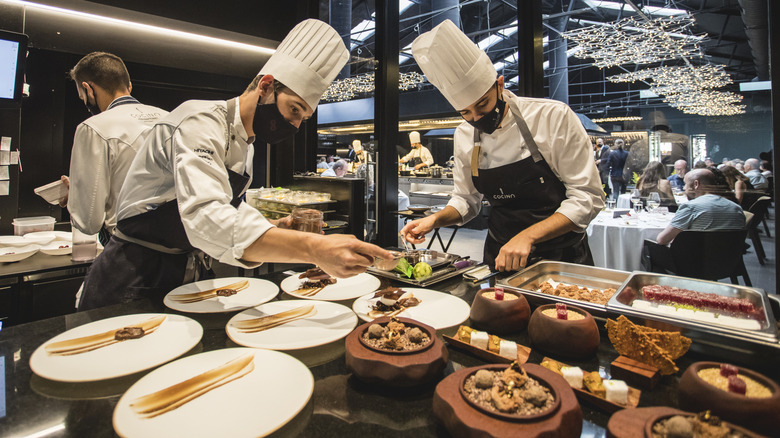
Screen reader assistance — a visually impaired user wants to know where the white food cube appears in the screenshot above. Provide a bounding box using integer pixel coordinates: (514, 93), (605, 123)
(692, 311), (717, 323)
(561, 366), (583, 388)
(498, 340), (517, 359)
(470, 331), (489, 349)
(631, 300), (653, 310)
(657, 304), (677, 315)
(603, 380), (628, 405)
(676, 308), (695, 318)
(717, 315), (761, 331)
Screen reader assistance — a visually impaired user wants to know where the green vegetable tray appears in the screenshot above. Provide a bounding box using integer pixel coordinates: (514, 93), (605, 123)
(367, 249), (476, 287)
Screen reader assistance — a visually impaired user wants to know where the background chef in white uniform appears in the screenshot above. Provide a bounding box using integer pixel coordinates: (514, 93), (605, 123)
(351, 139), (367, 165)
(61, 52), (168, 244)
(401, 20), (603, 271)
(78, 19), (391, 310)
(399, 131), (434, 169)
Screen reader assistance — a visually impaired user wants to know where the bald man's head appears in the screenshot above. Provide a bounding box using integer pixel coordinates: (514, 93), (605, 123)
(683, 168), (716, 200)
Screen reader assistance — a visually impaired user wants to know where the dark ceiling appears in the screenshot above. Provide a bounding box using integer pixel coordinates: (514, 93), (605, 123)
(338, 0), (767, 116)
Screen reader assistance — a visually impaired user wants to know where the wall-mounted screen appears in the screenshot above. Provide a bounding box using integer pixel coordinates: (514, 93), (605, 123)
(0, 30), (28, 107)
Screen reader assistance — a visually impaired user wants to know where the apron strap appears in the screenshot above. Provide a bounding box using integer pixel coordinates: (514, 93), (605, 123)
(509, 101), (544, 163)
(225, 98), (237, 155)
(113, 228), (189, 254)
(471, 128), (481, 177)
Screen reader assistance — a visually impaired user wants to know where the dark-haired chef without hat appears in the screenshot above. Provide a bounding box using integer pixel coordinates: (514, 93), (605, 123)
(79, 19), (391, 310)
(401, 20), (603, 271)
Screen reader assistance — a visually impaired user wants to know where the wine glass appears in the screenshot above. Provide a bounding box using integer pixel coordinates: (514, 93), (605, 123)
(630, 189), (641, 208)
(646, 192), (661, 213)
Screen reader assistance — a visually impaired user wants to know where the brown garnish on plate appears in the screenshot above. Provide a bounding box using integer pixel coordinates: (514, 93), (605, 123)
(606, 315), (691, 375)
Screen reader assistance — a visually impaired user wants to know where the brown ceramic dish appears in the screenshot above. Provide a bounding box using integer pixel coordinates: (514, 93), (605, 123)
(357, 318), (434, 355)
(643, 412), (766, 438)
(458, 364), (561, 422)
(469, 288), (531, 335)
(528, 304), (600, 359)
(678, 361), (780, 436)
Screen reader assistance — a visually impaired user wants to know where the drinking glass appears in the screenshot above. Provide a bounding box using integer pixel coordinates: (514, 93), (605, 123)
(633, 200), (644, 214)
(647, 192), (661, 213)
(630, 189), (641, 207)
(291, 207), (323, 234)
(606, 199), (616, 210)
(71, 228), (98, 262)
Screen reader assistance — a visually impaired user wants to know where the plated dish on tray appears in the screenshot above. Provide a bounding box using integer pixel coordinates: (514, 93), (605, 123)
(113, 348), (313, 438)
(164, 277), (278, 313)
(281, 270), (380, 301)
(445, 325), (531, 364)
(29, 313), (202, 382)
(226, 299), (357, 350)
(541, 357), (640, 413)
(352, 287), (470, 330)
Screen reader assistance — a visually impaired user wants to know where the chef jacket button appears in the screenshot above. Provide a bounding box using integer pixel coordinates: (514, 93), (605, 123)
(231, 135), (236, 140)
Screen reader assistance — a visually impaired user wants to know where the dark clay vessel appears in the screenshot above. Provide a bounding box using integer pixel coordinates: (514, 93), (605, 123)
(468, 288), (531, 335)
(527, 304), (600, 359)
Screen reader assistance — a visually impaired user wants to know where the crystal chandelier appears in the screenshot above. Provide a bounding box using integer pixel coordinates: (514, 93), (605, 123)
(322, 72), (426, 102)
(662, 90), (746, 116)
(562, 15), (703, 68)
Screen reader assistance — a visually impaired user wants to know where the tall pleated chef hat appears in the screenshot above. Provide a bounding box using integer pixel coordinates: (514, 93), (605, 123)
(352, 139), (362, 151)
(412, 20), (497, 110)
(258, 19), (349, 110)
(408, 131), (421, 144)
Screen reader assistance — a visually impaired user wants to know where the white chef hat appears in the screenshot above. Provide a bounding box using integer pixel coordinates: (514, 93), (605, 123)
(352, 139), (362, 151)
(258, 19), (349, 110)
(408, 131), (421, 144)
(412, 20), (497, 110)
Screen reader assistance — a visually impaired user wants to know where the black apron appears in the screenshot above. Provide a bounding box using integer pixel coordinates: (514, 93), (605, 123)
(78, 99), (251, 310)
(410, 156), (424, 167)
(471, 102), (592, 269)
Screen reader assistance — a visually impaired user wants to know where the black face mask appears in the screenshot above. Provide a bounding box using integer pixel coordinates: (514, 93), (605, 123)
(467, 85), (506, 135)
(254, 98), (299, 145)
(82, 84), (101, 115)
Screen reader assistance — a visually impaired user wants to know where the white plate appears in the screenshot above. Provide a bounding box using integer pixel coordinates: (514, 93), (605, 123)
(25, 230), (72, 242)
(352, 287), (471, 330)
(281, 272), (380, 301)
(0, 244), (40, 262)
(113, 348), (313, 438)
(163, 277), (279, 313)
(0, 235), (30, 247)
(40, 241), (72, 256)
(22, 232), (57, 245)
(226, 300), (357, 350)
(29, 313), (202, 382)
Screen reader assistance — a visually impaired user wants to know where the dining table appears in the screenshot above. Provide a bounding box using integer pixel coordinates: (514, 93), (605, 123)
(2, 267), (778, 437)
(616, 192), (688, 209)
(586, 209), (674, 272)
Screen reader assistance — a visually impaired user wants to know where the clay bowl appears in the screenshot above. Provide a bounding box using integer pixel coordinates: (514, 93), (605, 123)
(469, 288), (531, 335)
(643, 411), (765, 438)
(527, 304), (600, 359)
(458, 364), (561, 422)
(345, 316), (448, 387)
(678, 361), (780, 436)
(357, 318), (434, 355)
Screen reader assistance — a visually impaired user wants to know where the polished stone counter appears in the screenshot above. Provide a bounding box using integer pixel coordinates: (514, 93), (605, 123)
(1, 269), (778, 437)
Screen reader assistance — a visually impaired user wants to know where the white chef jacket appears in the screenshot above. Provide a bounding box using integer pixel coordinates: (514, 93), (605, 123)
(447, 90), (604, 229)
(401, 145), (434, 166)
(68, 96), (167, 235)
(116, 97), (272, 268)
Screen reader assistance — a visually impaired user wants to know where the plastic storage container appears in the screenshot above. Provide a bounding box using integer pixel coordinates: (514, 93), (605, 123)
(13, 216), (56, 236)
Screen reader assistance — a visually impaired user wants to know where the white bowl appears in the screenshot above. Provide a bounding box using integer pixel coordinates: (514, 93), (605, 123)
(22, 232), (57, 245)
(0, 235), (30, 247)
(40, 241), (72, 256)
(0, 244), (40, 262)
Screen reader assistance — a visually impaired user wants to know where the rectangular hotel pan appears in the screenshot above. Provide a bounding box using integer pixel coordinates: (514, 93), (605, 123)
(497, 261), (632, 318)
(606, 272), (780, 361)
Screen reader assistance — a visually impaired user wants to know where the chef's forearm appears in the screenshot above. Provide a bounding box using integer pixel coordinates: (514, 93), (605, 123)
(515, 212), (578, 245)
(430, 206), (463, 229)
(242, 227), (320, 264)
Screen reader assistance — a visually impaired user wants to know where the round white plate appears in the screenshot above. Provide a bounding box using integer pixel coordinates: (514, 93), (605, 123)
(113, 348), (313, 438)
(0, 235), (30, 247)
(163, 277), (279, 314)
(40, 241), (72, 256)
(0, 244), (40, 263)
(281, 272), (380, 301)
(352, 287), (471, 330)
(22, 232), (57, 245)
(226, 300), (357, 350)
(29, 313), (202, 382)
(25, 230), (72, 242)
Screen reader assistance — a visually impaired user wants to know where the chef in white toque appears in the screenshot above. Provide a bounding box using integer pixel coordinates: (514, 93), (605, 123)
(401, 20), (603, 272)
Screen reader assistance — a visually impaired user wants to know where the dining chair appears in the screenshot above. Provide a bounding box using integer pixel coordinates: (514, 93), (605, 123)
(746, 196), (772, 264)
(642, 229), (751, 286)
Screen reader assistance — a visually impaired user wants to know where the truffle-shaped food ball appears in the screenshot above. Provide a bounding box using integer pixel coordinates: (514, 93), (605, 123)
(663, 416), (694, 438)
(475, 370), (494, 389)
(368, 324), (384, 339)
(521, 384), (549, 407)
(407, 327), (424, 343)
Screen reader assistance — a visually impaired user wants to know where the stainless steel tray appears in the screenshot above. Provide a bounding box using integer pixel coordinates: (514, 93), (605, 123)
(367, 250), (473, 287)
(497, 261), (631, 318)
(607, 273), (779, 348)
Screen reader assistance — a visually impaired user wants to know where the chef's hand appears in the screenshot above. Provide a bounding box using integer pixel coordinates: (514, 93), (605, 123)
(400, 216), (436, 244)
(495, 233), (535, 272)
(58, 175), (70, 208)
(414, 163), (426, 170)
(312, 234), (392, 278)
(271, 215), (294, 229)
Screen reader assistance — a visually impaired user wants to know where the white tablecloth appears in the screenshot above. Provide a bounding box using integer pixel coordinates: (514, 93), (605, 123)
(616, 192), (688, 209)
(586, 210), (673, 271)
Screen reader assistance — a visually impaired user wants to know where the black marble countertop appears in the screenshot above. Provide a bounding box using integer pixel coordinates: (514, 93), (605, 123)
(0, 252), (93, 279)
(1, 269), (778, 437)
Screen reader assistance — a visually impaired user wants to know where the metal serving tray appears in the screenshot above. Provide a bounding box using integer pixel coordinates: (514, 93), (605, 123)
(367, 249), (473, 287)
(497, 261), (632, 318)
(607, 273), (779, 349)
